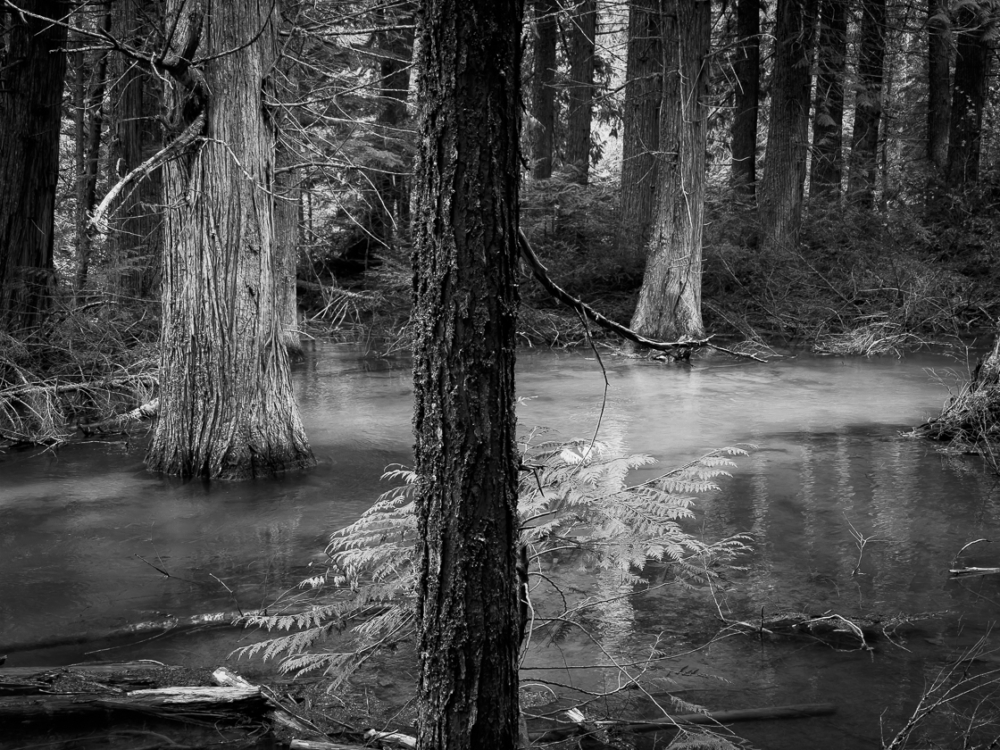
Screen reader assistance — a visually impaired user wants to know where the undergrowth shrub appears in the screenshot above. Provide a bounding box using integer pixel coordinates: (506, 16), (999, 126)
(236, 439), (751, 693)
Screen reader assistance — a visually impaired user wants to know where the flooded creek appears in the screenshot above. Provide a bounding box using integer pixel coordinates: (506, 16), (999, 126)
(2, 343), (999, 749)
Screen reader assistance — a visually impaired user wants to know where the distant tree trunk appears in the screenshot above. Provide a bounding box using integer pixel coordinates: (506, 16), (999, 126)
(630, 0), (709, 341)
(146, 0), (314, 480)
(946, 6), (990, 188)
(412, 0), (522, 747)
(809, 0), (847, 201)
(847, 0), (886, 208)
(758, 0), (817, 250)
(107, 0), (163, 300)
(565, 0), (596, 184)
(926, 0), (951, 173)
(0, 0), (68, 335)
(618, 0), (661, 259)
(73, 14), (112, 298)
(730, 0), (760, 199)
(531, 0), (558, 179)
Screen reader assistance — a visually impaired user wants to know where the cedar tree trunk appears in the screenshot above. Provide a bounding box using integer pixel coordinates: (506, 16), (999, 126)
(809, 0), (847, 201)
(146, 0), (314, 480)
(758, 0), (817, 250)
(847, 0), (886, 208)
(531, 0), (558, 179)
(926, 0), (951, 173)
(411, 1), (523, 748)
(618, 0), (661, 258)
(731, 0), (760, 199)
(630, 0), (709, 341)
(946, 6), (990, 187)
(565, 0), (596, 184)
(0, 1), (68, 335)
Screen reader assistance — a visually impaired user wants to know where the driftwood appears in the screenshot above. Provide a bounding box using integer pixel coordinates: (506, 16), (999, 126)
(517, 230), (767, 362)
(528, 702), (837, 742)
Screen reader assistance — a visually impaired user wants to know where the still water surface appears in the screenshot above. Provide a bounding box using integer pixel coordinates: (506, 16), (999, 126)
(2, 343), (999, 748)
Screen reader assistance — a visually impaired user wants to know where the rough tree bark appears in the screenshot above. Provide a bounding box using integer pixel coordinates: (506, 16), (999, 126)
(107, 0), (164, 300)
(926, 0), (951, 174)
(565, 0), (596, 184)
(809, 0), (847, 201)
(847, 0), (886, 208)
(617, 0), (661, 259)
(629, 0), (709, 341)
(531, 0), (558, 179)
(758, 0), (817, 250)
(946, 5), (990, 188)
(0, 0), (68, 335)
(411, 0), (523, 747)
(146, 0), (315, 480)
(730, 0), (760, 199)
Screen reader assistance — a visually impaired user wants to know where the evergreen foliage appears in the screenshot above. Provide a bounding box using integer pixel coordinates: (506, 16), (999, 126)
(236, 440), (750, 689)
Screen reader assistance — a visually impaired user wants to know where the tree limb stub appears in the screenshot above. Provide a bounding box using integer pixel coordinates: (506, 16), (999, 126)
(517, 230), (767, 362)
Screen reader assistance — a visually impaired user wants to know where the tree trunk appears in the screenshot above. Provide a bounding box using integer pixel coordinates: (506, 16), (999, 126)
(847, 0), (886, 208)
(926, 0), (951, 173)
(946, 6), (990, 188)
(0, 0), (68, 335)
(106, 0), (164, 300)
(146, 0), (315, 480)
(809, 0), (847, 201)
(730, 0), (760, 199)
(629, 0), (709, 341)
(531, 0), (558, 179)
(565, 0), (596, 184)
(411, 0), (523, 747)
(617, 0), (661, 258)
(758, 0), (817, 250)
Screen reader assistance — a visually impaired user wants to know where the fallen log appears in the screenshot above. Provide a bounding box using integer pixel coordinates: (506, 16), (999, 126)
(949, 566), (1000, 578)
(528, 702), (837, 742)
(213, 666), (319, 736)
(0, 661), (187, 696)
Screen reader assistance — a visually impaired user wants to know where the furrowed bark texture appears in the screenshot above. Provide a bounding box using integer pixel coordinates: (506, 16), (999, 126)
(411, 1), (523, 748)
(0, 0), (68, 334)
(730, 0), (759, 198)
(147, 0), (314, 480)
(565, 0), (596, 184)
(759, 0), (817, 250)
(926, 0), (950, 173)
(629, 0), (708, 341)
(618, 0), (661, 257)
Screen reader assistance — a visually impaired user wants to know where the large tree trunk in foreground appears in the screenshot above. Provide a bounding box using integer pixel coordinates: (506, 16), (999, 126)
(565, 0), (597, 184)
(758, 0), (817, 251)
(730, 0), (760, 200)
(0, 1), (68, 335)
(146, 0), (314, 480)
(629, 0), (709, 341)
(412, 1), (523, 748)
(847, 0), (886, 208)
(618, 0), (662, 259)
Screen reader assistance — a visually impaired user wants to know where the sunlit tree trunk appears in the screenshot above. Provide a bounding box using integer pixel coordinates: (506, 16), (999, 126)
(565, 0), (596, 184)
(730, 0), (760, 199)
(618, 0), (661, 258)
(946, 5), (990, 188)
(926, 0), (951, 173)
(759, 0), (817, 250)
(847, 0), (886, 208)
(107, 0), (163, 300)
(0, 0), (68, 335)
(630, 0), (709, 341)
(809, 0), (847, 201)
(531, 0), (558, 179)
(147, 0), (314, 480)
(412, 0), (523, 747)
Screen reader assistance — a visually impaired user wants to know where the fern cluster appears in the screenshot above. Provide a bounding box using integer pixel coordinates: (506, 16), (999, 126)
(235, 440), (750, 689)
